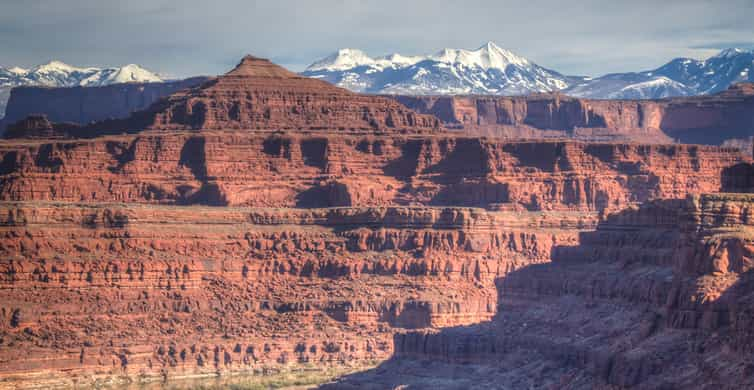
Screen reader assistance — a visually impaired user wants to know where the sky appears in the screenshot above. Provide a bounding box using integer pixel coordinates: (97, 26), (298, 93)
(1, 0), (753, 78)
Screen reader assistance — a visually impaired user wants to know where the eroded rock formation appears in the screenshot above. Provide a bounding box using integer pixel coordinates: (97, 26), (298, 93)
(140, 56), (439, 133)
(0, 134), (744, 211)
(0, 202), (589, 386)
(396, 82), (754, 148)
(2, 114), (73, 139)
(0, 55), (753, 389)
(327, 194), (754, 389)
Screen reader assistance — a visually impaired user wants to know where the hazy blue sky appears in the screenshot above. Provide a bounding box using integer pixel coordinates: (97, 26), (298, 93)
(1, 0), (752, 78)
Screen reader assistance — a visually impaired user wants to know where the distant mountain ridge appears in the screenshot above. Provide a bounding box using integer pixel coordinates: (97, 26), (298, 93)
(302, 42), (754, 99)
(0, 61), (162, 118)
(568, 48), (754, 99)
(303, 42), (576, 95)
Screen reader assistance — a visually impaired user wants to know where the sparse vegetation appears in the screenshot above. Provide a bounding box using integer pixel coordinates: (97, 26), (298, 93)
(122, 363), (378, 390)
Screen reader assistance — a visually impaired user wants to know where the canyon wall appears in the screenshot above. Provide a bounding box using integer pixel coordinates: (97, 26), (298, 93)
(395, 82), (754, 148)
(328, 194), (754, 389)
(0, 202), (590, 387)
(0, 77), (209, 133)
(0, 133), (745, 211)
(0, 131), (751, 387)
(3, 192), (748, 387)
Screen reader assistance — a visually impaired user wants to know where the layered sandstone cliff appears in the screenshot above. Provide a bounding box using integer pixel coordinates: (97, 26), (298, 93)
(0, 202), (593, 386)
(137, 56), (438, 133)
(3, 193), (749, 387)
(0, 133), (745, 211)
(395, 83), (754, 148)
(1, 55), (753, 389)
(328, 194), (754, 389)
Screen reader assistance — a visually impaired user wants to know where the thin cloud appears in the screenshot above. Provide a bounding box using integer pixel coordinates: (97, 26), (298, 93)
(0, 0), (751, 77)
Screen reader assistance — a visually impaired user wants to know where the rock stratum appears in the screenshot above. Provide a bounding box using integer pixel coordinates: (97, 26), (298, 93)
(0, 55), (753, 389)
(327, 193), (754, 389)
(0, 133), (744, 211)
(396, 82), (754, 147)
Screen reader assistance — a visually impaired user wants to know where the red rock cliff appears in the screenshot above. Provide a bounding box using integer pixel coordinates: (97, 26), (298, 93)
(335, 194), (754, 388)
(0, 134), (745, 211)
(141, 56), (439, 133)
(395, 83), (754, 147)
(1, 55), (753, 389)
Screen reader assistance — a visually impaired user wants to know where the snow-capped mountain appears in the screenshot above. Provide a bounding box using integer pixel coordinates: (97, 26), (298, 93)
(0, 61), (162, 118)
(563, 74), (696, 99)
(302, 42), (577, 95)
(566, 48), (754, 99)
(302, 43), (754, 100)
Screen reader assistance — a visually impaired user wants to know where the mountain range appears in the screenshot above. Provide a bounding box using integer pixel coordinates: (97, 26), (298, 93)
(302, 42), (754, 99)
(0, 61), (162, 118)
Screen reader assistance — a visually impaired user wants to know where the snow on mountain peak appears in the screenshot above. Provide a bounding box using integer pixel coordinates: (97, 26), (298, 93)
(377, 53), (425, 67)
(302, 42), (569, 95)
(3, 61), (159, 89)
(7, 67), (28, 76)
(307, 41), (534, 73)
(479, 41), (530, 68)
(103, 64), (162, 84)
(714, 48), (747, 59)
(0, 60), (163, 119)
(481, 41), (501, 51)
(429, 41), (530, 70)
(32, 60), (93, 74)
(306, 48), (377, 71)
